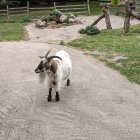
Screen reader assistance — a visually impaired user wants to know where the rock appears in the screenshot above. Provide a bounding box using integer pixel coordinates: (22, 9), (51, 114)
(60, 15), (67, 23)
(35, 20), (47, 28)
(92, 50), (105, 57)
(76, 20), (83, 24)
(112, 56), (128, 62)
(35, 19), (42, 27)
(69, 18), (76, 23)
(40, 21), (47, 27)
(69, 13), (75, 18)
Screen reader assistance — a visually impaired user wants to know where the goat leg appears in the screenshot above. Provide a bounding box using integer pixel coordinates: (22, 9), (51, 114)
(47, 88), (52, 102)
(55, 92), (60, 102)
(67, 79), (70, 86)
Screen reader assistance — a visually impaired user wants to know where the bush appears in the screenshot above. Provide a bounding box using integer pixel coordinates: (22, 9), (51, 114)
(78, 25), (98, 34)
(59, 40), (65, 45)
(41, 16), (51, 22)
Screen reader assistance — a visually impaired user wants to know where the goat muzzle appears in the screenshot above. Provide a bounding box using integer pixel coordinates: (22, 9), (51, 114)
(35, 68), (39, 73)
(35, 68), (44, 73)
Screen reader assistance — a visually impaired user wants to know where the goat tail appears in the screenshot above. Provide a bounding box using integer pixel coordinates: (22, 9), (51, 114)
(39, 72), (46, 83)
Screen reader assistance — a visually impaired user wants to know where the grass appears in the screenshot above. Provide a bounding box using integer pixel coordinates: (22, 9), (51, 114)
(0, 23), (27, 41)
(0, 10), (52, 41)
(89, 1), (102, 15)
(68, 24), (140, 84)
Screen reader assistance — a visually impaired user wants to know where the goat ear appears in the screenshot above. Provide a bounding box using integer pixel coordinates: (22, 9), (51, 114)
(39, 56), (45, 59)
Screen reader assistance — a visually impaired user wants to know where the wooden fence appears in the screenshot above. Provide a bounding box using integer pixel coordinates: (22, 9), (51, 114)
(54, 0), (90, 14)
(0, 1), (90, 19)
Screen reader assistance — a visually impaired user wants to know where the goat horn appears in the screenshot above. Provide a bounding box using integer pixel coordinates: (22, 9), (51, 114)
(47, 56), (62, 61)
(45, 48), (52, 58)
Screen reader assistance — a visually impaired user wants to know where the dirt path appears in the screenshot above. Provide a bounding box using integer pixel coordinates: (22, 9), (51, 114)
(0, 15), (140, 140)
(26, 15), (140, 44)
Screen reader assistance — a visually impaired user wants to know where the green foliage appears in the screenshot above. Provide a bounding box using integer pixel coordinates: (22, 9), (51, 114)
(111, 0), (123, 5)
(60, 40), (65, 45)
(41, 16), (53, 23)
(0, 23), (26, 41)
(78, 25), (98, 34)
(20, 17), (31, 23)
(0, 17), (31, 23)
(78, 28), (86, 34)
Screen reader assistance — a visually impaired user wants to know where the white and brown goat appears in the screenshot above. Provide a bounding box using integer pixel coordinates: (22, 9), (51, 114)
(35, 49), (72, 102)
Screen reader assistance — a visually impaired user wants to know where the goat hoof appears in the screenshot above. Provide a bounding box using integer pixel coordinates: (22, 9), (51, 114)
(47, 95), (52, 102)
(55, 95), (60, 102)
(67, 79), (70, 86)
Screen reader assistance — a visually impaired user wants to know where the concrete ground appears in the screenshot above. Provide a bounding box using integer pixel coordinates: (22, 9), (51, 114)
(0, 15), (140, 140)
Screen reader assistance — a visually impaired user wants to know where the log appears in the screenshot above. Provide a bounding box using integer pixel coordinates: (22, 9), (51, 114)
(131, 11), (140, 20)
(91, 14), (105, 26)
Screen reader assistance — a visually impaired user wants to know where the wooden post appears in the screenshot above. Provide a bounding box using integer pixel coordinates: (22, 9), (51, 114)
(27, 1), (29, 17)
(87, 0), (90, 15)
(54, 2), (56, 10)
(103, 6), (112, 29)
(7, 5), (9, 19)
(91, 4), (112, 29)
(123, 0), (140, 33)
(123, 15), (130, 33)
(123, 0), (132, 33)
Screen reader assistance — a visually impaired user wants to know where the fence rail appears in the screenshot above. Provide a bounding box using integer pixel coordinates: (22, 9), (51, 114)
(54, 1), (90, 14)
(9, 7), (27, 10)
(29, 7), (53, 10)
(9, 10), (28, 14)
(0, 1), (91, 19)
(0, 9), (7, 12)
(55, 4), (87, 8)
(59, 7), (87, 11)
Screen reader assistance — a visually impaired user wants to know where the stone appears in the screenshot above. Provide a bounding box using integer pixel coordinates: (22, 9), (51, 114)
(69, 18), (76, 23)
(60, 15), (67, 23)
(112, 56), (128, 62)
(92, 50), (105, 57)
(35, 20), (47, 28)
(69, 13), (76, 18)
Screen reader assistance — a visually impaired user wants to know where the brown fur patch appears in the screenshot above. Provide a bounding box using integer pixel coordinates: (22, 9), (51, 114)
(50, 60), (58, 74)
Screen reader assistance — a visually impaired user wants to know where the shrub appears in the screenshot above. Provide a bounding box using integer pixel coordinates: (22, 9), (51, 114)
(78, 25), (98, 34)
(60, 40), (65, 45)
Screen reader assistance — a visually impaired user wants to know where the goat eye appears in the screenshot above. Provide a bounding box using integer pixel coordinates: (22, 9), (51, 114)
(40, 61), (43, 64)
(38, 63), (43, 70)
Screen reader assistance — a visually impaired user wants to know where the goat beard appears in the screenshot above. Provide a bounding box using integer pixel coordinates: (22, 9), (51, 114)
(39, 71), (46, 83)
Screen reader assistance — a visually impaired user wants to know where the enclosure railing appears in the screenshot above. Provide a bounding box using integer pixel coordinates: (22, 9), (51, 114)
(53, 0), (90, 14)
(0, 1), (91, 19)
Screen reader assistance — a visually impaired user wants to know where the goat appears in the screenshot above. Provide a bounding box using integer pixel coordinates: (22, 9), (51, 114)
(35, 49), (72, 102)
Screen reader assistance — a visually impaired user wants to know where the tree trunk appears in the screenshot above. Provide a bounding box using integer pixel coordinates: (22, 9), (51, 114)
(123, 0), (131, 33)
(103, 7), (112, 29)
(123, 15), (130, 33)
(123, 0), (140, 33)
